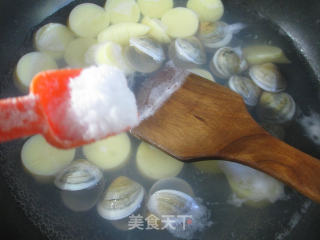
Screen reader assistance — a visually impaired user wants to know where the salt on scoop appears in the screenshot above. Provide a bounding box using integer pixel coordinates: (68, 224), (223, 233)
(69, 65), (138, 140)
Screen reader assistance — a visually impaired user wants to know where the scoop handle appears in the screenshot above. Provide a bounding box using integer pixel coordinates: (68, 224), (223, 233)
(0, 94), (45, 142)
(216, 130), (320, 203)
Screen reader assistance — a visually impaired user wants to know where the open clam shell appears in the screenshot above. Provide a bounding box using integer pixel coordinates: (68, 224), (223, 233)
(198, 21), (232, 50)
(257, 92), (296, 123)
(198, 21), (246, 51)
(149, 177), (194, 197)
(228, 75), (262, 106)
(147, 189), (210, 239)
(97, 176), (145, 220)
(124, 37), (165, 73)
(60, 181), (105, 212)
(54, 159), (103, 191)
(169, 36), (207, 68)
(147, 189), (198, 216)
(210, 47), (248, 80)
(249, 63), (286, 92)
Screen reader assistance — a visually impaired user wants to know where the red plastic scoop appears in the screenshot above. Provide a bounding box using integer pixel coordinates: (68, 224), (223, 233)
(0, 69), (97, 148)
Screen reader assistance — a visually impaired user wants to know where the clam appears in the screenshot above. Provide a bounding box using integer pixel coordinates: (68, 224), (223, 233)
(169, 36), (207, 68)
(60, 181), (104, 212)
(257, 92), (296, 123)
(148, 189), (198, 217)
(149, 177), (194, 197)
(124, 37), (165, 73)
(97, 176), (145, 220)
(198, 21), (245, 50)
(54, 159), (103, 191)
(210, 47), (248, 80)
(147, 189), (209, 239)
(228, 75), (262, 106)
(249, 63), (286, 92)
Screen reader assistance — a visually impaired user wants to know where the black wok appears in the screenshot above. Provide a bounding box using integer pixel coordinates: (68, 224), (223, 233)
(0, 0), (320, 239)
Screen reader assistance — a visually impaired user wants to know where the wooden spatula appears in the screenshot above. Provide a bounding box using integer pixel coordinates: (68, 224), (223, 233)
(132, 68), (320, 203)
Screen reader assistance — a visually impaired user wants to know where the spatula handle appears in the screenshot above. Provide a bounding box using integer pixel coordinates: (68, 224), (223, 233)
(217, 133), (320, 203)
(0, 94), (45, 142)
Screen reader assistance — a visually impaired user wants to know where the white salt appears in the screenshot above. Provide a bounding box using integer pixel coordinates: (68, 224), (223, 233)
(69, 65), (138, 140)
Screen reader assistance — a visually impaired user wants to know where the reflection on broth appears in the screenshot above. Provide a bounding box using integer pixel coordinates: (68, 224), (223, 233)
(15, 0), (312, 239)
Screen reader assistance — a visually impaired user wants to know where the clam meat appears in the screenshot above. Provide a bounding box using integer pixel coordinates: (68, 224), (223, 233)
(198, 21), (245, 50)
(124, 37), (165, 73)
(54, 159), (103, 191)
(97, 176), (145, 220)
(210, 47), (248, 80)
(147, 189), (210, 239)
(249, 63), (286, 92)
(169, 36), (207, 68)
(228, 75), (262, 106)
(257, 92), (296, 123)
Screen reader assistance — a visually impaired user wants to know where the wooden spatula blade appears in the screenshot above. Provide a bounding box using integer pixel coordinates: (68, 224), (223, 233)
(132, 73), (320, 203)
(133, 73), (265, 160)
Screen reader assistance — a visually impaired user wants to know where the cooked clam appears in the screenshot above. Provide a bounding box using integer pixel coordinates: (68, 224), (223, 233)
(198, 21), (245, 50)
(257, 92), (296, 123)
(148, 189), (198, 217)
(124, 37), (165, 73)
(149, 177), (194, 197)
(60, 181), (104, 212)
(54, 159), (103, 191)
(97, 176), (145, 220)
(169, 36), (207, 68)
(249, 63), (286, 92)
(147, 189), (209, 239)
(210, 47), (248, 80)
(228, 75), (262, 106)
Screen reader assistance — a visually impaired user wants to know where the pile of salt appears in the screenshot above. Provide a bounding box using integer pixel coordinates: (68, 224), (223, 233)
(69, 65), (138, 140)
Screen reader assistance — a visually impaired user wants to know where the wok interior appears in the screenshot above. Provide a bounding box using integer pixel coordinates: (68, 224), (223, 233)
(0, 0), (320, 239)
